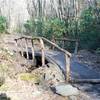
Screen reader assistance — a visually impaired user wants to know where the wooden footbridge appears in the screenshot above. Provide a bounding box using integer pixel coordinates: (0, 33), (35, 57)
(15, 36), (100, 83)
(15, 36), (75, 83)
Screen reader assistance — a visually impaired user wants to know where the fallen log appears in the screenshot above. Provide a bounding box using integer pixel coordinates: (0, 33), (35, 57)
(70, 79), (100, 84)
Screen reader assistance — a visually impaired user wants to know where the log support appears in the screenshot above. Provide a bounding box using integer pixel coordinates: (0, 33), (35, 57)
(71, 79), (100, 84)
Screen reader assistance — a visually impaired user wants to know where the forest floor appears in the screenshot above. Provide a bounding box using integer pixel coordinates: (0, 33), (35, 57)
(0, 34), (97, 100)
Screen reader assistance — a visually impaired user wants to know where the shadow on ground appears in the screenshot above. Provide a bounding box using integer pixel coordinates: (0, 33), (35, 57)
(0, 93), (11, 100)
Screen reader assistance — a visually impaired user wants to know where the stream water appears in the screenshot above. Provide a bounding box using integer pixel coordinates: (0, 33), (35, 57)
(45, 51), (100, 99)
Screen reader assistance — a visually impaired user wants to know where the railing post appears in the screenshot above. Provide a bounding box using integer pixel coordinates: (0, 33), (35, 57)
(51, 36), (56, 50)
(15, 39), (18, 51)
(62, 40), (65, 49)
(74, 41), (78, 55)
(39, 38), (45, 66)
(25, 38), (29, 59)
(31, 39), (35, 62)
(20, 39), (24, 57)
(65, 54), (71, 83)
(15, 39), (19, 56)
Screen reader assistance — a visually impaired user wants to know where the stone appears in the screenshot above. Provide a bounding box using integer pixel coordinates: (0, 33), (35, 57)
(32, 90), (42, 97)
(44, 63), (65, 85)
(53, 84), (79, 96)
(69, 96), (78, 100)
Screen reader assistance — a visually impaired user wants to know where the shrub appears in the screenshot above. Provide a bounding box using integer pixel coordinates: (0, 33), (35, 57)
(0, 16), (7, 33)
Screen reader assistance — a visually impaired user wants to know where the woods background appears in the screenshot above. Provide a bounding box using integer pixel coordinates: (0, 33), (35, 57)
(0, 0), (100, 51)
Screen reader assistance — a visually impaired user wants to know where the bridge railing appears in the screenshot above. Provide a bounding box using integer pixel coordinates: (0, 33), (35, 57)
(15, 36), (72, 83)
(51, 37), (79, 55)
(15, 36), (45, 66)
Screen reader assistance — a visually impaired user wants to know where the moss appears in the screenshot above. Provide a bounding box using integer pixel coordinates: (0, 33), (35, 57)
(0, 48), (14, 75)
(96, 48), (100, 54)
(0, 63), (8, 73)
(0, 63), (8, 86)
(0, 84), (9, 91)
(0, 77), (5, 86)
(19, 73), (41, 83)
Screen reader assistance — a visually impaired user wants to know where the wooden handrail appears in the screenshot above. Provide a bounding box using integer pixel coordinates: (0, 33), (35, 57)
(41, 37), (71, 57)
(55, 38), (79, 42)
(54, 38), (79, 54)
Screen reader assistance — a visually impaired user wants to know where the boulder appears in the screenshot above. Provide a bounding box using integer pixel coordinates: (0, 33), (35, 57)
(44, 63), (65, 85)
(53, 84), (79, 96)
